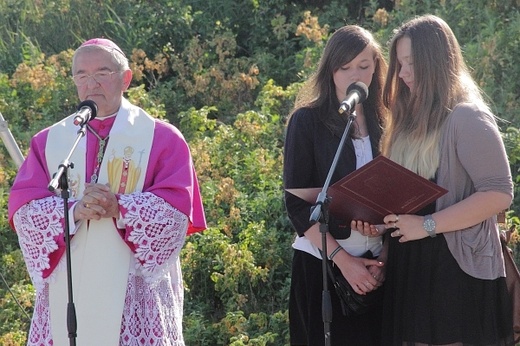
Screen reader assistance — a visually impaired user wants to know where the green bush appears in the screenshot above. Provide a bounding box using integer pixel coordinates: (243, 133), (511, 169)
(1, 1), (519, 345)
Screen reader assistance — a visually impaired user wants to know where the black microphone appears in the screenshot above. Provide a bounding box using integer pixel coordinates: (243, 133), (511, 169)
(338, 82), (369, 114)
(73, 100), (98, 126)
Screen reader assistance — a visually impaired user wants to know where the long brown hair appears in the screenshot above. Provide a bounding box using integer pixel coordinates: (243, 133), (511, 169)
(291, 25), (388, 139)
(382, 15), (488, 178)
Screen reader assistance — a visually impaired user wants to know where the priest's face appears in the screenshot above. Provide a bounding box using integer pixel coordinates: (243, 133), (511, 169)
(72, 48), (132, 118)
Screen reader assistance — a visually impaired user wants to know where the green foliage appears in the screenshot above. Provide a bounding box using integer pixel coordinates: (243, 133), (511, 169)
(189, 0), (307, 87)
(1, 1), (520, 345)
(0, 47), (78, 160)
(0, 250), (32, 343)
(103, 0), (195, 53)
(0, 190), (18, 253)
(504, 127), (520, 221)
(177, 99), (293, 344)
(168, 30), (261, 122)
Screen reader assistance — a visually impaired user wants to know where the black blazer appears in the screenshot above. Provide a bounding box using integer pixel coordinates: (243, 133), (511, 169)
(283, 106), (381, 239)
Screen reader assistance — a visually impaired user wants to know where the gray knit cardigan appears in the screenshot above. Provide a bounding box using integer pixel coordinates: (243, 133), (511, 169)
(436, 102), (513, 280)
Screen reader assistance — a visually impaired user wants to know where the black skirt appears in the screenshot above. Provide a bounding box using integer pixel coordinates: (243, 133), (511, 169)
(290, 249), (383, 346)
(381, 233), (515, 346)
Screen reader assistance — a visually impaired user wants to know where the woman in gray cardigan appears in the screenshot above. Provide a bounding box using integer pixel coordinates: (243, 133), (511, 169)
(378, 15), (514, 345)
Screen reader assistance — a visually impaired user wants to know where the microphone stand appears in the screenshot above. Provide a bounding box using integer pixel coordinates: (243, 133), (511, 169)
(48, 124), (88, 346)
(309, 110), (357, 346)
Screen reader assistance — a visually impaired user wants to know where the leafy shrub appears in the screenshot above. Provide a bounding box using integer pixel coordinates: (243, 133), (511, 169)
(1, 1), (520, 345)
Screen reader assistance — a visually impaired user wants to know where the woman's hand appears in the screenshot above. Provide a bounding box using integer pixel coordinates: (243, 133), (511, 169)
(351, 220), (387, 237)
(333, 250), (385, 295)
(367, 261), (386, 286)
(384, 213), (427, 242)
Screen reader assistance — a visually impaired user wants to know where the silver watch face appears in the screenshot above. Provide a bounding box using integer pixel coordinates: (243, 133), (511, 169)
(424, 216), (435, 232)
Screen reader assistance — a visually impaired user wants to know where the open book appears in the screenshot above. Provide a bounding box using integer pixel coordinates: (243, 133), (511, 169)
(286, 155), (448, 225)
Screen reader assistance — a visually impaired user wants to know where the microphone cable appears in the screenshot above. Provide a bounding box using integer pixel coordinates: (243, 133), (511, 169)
(0, 267), (32, 322)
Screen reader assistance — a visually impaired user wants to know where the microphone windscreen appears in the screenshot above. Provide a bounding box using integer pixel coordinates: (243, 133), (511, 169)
(346, 82), (369, 103)
(77, 100), (98, 120)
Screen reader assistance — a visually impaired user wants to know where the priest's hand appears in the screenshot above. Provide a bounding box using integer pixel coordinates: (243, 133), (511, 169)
(78, 183), (119, 220)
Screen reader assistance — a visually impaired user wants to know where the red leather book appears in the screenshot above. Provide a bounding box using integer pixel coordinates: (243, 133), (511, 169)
(286, 155), (448, 225)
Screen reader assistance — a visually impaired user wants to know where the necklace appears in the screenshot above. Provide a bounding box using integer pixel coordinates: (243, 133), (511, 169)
(86, 124), (110, 183)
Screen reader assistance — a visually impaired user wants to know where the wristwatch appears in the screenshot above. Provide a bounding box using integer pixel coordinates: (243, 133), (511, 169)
(423, 214), (437, 238)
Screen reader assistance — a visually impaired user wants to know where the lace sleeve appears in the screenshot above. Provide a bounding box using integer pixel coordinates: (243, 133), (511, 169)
(118, 192), (188, 278)
(12, 196), (66, 287)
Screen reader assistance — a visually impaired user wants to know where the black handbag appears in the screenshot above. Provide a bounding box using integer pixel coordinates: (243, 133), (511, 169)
(326, 250), (384, 316)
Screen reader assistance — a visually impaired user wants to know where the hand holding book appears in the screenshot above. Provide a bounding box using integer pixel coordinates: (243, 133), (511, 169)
(286, 155), (448, 225)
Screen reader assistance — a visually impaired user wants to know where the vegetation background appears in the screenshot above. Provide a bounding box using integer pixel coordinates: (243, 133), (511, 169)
(0, 0), (519, 345)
